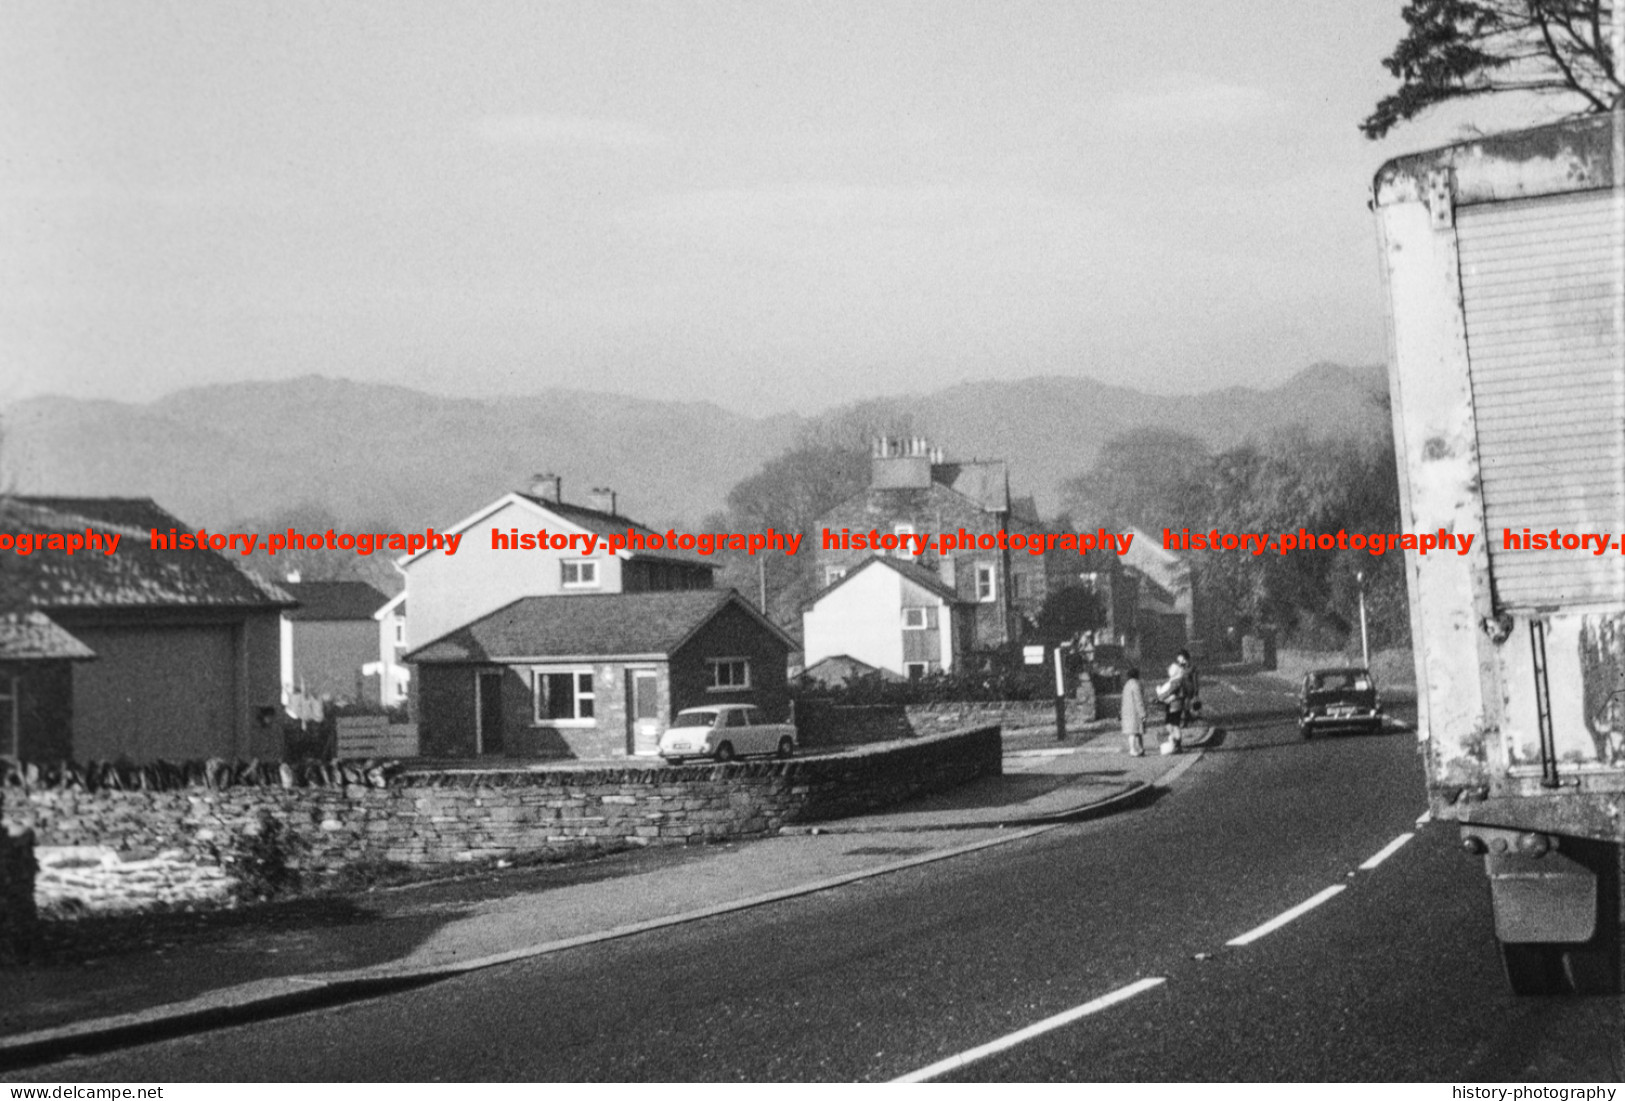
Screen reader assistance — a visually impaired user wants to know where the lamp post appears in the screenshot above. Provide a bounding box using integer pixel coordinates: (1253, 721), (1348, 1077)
(1356, 570), (1370, 669)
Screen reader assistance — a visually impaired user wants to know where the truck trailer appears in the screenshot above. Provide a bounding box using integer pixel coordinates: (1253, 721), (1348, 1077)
(1373, 112), (1625, 995)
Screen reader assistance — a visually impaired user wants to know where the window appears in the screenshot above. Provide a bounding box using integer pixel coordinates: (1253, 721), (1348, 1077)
(708, 658), (751, 691)
(976, 563), (996, 602)
(892, 523), (915, 557)
(823, 566), (847, 587)
(0, 675), (16, 759)
(533, 668), (595, 722)
(561, 560), (600, 588)
(1011, 574), (1023, 600)
(905, 662), (929, 681)
(393, 620), (406, 645)
(902, 607), (928, 630)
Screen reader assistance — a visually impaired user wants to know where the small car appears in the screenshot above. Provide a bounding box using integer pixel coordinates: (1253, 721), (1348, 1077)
(1299, 667), (1383, 738)
(658, 704), (798, 763)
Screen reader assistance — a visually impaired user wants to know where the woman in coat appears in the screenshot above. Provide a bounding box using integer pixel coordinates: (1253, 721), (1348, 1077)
(1121, 666), (1147, 757)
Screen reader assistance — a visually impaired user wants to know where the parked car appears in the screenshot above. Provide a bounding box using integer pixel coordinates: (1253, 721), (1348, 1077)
(1299, 667), (1383, 737)
(659, 704), (798, 763)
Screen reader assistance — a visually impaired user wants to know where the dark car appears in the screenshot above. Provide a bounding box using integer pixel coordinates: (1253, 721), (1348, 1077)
(1299, 667), (1383, 738)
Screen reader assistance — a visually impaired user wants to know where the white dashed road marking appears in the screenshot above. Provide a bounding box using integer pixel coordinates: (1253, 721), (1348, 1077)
(892, 977), (1167, 1083)
(1226, 885), (1347, 947)
(1358, 832), (1415, 871)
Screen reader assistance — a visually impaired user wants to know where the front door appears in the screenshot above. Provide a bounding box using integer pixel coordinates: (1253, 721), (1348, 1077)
(477, 671), (504, 756)
(629, 670), (661, 755)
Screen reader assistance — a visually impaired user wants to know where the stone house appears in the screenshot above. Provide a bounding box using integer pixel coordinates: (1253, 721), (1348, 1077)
(812, 438), (1043, 662)
(398, 477), (714, 656)
(801, 555), (971, 679)
(407, 589), (794, 759)
(3, 496), (291, 763)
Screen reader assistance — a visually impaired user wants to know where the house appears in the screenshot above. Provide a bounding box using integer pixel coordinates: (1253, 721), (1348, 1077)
(366, 590), (411, 708)
(399, 477), (714, 655)
(3, 496), (292, 763)
(0, 610), (96, 761)
(406, 589), (794, 759)
(801, 556), (970, 680)
(279, 579), (391, 707)
(813, 437), (1041, 659)
(796, 654), (893, 688)
(1120, 526), (1194, 663)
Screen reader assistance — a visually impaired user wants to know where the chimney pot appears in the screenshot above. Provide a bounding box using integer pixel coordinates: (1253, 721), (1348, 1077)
(529, 473), (563, 502)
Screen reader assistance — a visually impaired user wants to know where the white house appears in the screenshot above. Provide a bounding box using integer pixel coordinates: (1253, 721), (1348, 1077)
(399, 478), (715, 654)
(363, 590), (411, 708)
(801, 556), (968, 679)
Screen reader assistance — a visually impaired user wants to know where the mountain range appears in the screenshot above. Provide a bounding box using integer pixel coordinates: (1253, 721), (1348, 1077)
(2, 364), (1389, 532)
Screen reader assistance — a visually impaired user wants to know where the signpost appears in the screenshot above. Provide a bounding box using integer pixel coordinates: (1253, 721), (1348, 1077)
(1053, 645), (1067, 741)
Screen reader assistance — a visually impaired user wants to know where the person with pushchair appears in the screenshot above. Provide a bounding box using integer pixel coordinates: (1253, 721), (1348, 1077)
(1156, 649), (1200, 755)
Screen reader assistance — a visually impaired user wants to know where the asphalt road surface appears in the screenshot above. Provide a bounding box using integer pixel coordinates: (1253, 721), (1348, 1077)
(24, 677), (1625, 1081)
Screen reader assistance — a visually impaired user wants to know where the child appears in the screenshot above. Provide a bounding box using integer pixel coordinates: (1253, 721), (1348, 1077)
(1121, 666), (1147, 757)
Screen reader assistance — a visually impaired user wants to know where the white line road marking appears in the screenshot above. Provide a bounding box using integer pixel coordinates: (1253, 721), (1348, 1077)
(1226, 885), (1347, 947)
(1358, 832), (1415, 870)
(892, 977), (1166, 1083)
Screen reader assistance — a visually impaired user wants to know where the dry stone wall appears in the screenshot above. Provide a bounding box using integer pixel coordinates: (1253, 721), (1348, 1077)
(3, 725), (1000, 912)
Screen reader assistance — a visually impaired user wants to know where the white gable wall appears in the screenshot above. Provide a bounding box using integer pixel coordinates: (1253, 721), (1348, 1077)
(804, 564), (905, 674)
(403, 498), (624, 648)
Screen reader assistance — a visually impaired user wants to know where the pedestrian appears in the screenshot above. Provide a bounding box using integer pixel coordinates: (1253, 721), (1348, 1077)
(1158, 648), (1199, 754)
(1121, 666), (1147, 757)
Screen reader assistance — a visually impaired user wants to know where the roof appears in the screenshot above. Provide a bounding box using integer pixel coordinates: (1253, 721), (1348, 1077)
(2, 497), (295, 612)
(803, 555), (961, 611)
(282, 581), (389, 621)
(402, 491), (713, 569)
(933, 461), (1009, 513)
(0, 611), (96, 662)
(408, 588), (795, 663)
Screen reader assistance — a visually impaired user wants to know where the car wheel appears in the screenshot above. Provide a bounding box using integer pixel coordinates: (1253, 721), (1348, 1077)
(777, 736), (794, 759)
(1300, 723), (1312, 740)
(662, 756), (682, 765)
(713, 741), (735, 763)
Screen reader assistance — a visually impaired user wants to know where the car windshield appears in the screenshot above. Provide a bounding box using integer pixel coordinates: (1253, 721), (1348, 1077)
(671, 711), (718, 728)
(1310, 672), (1369, 692)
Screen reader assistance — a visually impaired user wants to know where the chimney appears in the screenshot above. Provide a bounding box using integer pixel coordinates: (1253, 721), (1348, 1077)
(529, 473), (563, 502)
(589, 486), (617, 515)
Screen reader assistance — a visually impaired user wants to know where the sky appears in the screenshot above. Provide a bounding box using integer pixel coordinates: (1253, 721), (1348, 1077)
(0, 0), (1588, 416)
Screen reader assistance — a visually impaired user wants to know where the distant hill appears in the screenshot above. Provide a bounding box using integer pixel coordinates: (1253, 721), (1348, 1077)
(2, 365), (1388, 531)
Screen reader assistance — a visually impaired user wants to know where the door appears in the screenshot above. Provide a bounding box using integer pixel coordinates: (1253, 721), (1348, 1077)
(477, 671), (504, 756)
(629, 669), (662, 755)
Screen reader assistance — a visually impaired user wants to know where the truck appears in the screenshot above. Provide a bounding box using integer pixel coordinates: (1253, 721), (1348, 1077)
(1372, 112), (1625, 994)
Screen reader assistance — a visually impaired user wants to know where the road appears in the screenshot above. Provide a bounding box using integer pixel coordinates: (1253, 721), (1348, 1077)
(26, 677), (1625, 1081)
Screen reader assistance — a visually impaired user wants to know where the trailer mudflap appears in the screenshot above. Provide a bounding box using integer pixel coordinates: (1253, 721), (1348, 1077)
(1481, 847), (1597, 944)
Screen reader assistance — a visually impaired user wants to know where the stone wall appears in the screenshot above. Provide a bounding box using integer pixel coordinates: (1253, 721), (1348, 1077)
(3, 725), (1000, 909)
(907, 698), (1098, 735)
(1, 790), (39, 961)
(793, 701), (913, 748)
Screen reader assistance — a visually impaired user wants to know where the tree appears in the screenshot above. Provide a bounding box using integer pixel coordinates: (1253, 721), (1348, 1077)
(1034, 584), (1105, 644)
(1058, 430), (1211, 534)
(1361, 0), (1622, 140)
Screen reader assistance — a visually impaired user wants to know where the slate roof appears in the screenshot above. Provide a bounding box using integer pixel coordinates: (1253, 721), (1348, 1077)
(803, 555), (961, 610)
(2, 497), (294, 611)
(282, 580), (390, 621)
(0, 611), (96, 662)
(513, 494), (712, 568)
(933, 461), (1010, 513)
(408, 589), (794, 663)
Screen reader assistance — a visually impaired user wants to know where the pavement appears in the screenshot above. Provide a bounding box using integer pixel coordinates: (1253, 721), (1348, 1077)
(0, 718), (1212, 1072)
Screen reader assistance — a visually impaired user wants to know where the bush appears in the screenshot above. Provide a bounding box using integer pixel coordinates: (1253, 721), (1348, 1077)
(222, 812), (305, 902)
